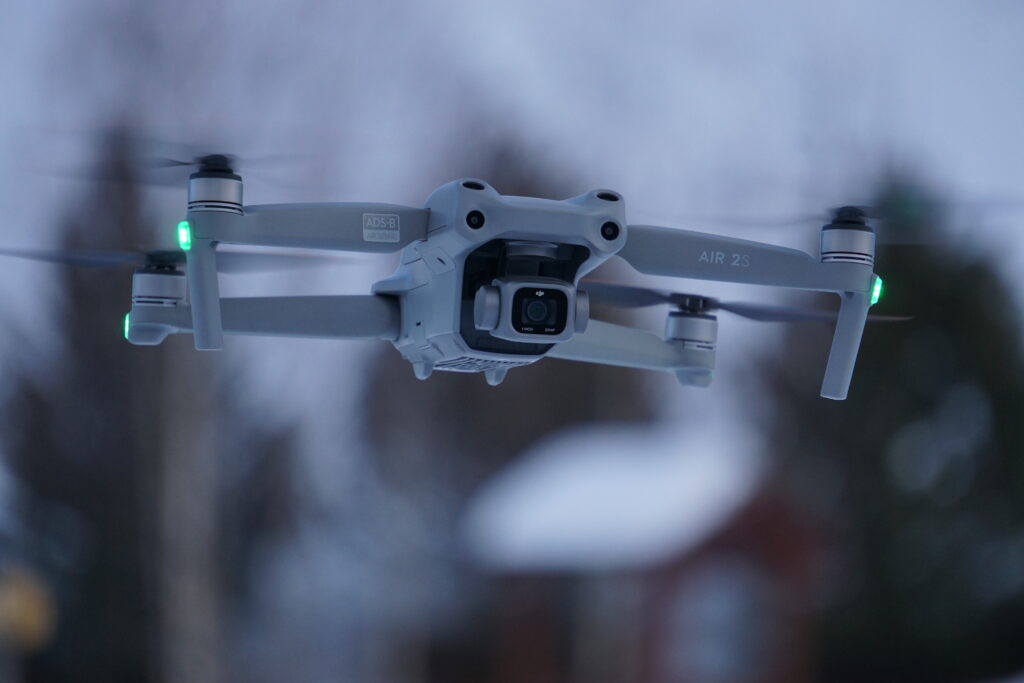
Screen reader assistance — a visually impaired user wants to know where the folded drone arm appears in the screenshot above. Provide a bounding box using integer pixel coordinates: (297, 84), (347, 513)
(127, 295), (401, 344)
(618, 225), (878, 400)
(547, 319), (715, 387)
(184, 203), (428, 349)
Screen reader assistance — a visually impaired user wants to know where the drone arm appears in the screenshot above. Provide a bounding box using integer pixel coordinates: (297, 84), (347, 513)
(618, 225), (870, 292)
(128, 295), (401, 343)
(618, 224), (877, 399)
(547, 319), (714, 386)
(183, 203), (427, 349)
(820, 290), (871, 400)
(190, 203), (430, 253)
(186, 239), (224, 349)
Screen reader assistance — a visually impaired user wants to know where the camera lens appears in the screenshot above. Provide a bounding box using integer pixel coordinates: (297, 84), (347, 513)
(520, 296), (557, 326)
(525, 299), (551, 323)
(511, 287), (569, 336)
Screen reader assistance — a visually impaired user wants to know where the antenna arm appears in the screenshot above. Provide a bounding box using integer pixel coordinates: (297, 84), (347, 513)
(127, 294), (401, 344)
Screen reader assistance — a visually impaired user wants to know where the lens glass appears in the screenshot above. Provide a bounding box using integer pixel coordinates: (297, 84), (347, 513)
(524, 298), (555, 325)
(511, 287), (568, 335)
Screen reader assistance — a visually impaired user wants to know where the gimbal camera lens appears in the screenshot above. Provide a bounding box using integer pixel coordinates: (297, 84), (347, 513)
(466, 210), (486, 229)
(514, 289), (563, 331)
(524, 298), (554, 324)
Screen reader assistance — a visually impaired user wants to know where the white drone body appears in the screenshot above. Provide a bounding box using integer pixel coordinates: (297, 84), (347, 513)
(118, 158), (883, 399)
(373, 180), (626, 385)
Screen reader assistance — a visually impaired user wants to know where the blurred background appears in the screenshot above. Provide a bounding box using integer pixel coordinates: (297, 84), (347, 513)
(0, 1), (1023, 681)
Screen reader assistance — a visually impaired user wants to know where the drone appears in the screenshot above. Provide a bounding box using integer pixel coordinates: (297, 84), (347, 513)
(7, 154), (897, 400)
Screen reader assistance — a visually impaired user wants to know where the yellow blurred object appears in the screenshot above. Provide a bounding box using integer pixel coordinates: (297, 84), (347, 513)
(0, 568), (57, 653)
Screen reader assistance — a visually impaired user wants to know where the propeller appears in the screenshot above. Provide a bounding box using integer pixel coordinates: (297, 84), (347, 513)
(0, 246), (352, 274)
(647, 190), (1024, 248)
(41, 154), (238, 187)
(582, 281), (910, 323)
(32, 126), (306, 187)
(142, 153), (237, 172)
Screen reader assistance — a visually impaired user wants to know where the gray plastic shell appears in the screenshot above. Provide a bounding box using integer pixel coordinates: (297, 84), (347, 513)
(372, 179), (626, 376)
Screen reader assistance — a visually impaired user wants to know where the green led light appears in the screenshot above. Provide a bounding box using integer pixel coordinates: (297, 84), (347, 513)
(123, 313), (131, 340)
(177, 220), (192, 251)
(871, 276), (884, 306)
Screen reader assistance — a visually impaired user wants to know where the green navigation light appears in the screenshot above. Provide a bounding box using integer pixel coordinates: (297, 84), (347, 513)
(177, 220), (192, 251)
(123, 313), (131, 340)
(871, 276), (884, 306)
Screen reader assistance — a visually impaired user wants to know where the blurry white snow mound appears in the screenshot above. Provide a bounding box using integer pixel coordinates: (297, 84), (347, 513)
(461, 421), (764, 572)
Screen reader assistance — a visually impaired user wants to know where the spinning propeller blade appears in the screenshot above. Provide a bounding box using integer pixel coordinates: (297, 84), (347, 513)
(0, 247), (351, 274)
(140, 156), (193, 168)
(582, 281), (909, 323)
(0, 248), (143, 268)
(648, 196), (1024, 248)
(34, 128), (302, 187)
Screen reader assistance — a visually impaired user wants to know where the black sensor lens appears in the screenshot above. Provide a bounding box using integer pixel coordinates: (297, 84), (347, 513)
(523, 298), (555, 325)
(511, 287), (568, 335)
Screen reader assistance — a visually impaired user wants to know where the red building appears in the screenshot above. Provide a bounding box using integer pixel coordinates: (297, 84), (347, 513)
(460, 423), (823, 683)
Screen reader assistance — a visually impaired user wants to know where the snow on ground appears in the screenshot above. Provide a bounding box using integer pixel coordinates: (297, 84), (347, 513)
(462, 419), (763, 572)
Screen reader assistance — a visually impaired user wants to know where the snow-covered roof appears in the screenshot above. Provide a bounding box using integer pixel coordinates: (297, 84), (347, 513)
(461, 422), (764, 573)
